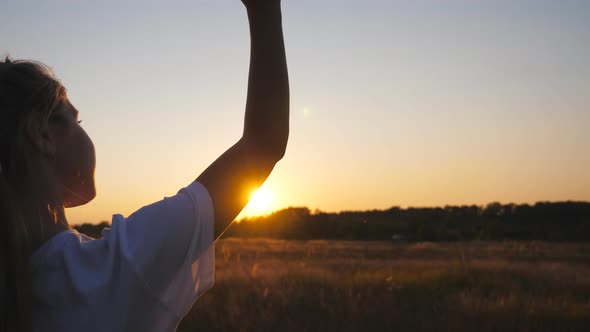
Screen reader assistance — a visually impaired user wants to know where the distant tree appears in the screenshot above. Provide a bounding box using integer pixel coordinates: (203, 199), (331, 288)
(73, 202), (590, 242)
(73, 221), (110, 239)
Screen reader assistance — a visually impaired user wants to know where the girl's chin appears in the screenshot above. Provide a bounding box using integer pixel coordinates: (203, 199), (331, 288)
(63, 184), (96, 208)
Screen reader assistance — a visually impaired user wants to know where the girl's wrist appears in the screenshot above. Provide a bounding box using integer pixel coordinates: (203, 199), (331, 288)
(245, 1), (282, 16)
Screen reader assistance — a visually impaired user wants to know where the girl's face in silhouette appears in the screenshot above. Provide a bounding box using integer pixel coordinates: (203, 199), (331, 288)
(49, 99), (96, 208)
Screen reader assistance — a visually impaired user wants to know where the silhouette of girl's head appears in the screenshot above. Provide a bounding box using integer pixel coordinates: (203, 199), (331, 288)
(0, 57), (96, 208)
(0, 57), (96, 331)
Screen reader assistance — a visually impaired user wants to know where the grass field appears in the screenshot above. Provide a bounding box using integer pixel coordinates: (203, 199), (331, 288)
(177, 239), (590, 332)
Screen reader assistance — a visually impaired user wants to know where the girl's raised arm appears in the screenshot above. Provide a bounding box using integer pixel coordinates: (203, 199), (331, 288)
(197, 0), (289, 239)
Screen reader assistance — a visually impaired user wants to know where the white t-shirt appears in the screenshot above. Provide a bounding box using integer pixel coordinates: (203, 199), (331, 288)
(29, 181), (215, 332)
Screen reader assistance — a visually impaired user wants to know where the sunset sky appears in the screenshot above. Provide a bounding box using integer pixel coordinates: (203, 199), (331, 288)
(2, 0), (589, 224)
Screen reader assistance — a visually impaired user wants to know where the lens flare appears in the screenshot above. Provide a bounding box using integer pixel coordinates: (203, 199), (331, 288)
(245, 186), (274, 216)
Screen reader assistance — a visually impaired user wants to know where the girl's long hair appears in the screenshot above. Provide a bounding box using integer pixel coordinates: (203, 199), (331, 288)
(0, 57), (67, 332)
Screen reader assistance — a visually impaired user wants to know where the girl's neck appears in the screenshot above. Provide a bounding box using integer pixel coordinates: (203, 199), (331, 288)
(24, 204), (70, 252)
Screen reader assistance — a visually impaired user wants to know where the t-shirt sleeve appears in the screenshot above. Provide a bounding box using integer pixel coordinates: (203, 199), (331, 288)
(101, 181), (215, 319)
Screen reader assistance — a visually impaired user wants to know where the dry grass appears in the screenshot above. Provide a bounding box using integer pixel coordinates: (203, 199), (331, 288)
(178, 240), (590, 331)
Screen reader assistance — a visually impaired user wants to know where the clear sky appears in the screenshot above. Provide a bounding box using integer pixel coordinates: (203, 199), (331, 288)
(2, 0), (589, 224)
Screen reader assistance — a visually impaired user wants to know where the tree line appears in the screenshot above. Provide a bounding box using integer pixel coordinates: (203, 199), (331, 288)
(74, 201), (590, 241)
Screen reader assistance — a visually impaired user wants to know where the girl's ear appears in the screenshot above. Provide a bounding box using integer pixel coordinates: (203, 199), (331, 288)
(25, 112), (56, 159)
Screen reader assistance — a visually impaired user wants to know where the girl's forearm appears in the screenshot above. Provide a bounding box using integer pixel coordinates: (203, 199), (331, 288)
(242, 2), (289, 160)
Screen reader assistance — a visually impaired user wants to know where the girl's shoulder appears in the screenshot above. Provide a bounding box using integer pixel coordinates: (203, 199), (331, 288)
(29, 228), (92, 271)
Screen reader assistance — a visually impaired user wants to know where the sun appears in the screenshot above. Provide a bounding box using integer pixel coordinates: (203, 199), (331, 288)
(244, 186), (274, 217)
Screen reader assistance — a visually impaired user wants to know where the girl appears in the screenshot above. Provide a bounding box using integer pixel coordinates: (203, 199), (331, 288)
(0, 0), (289, 331)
